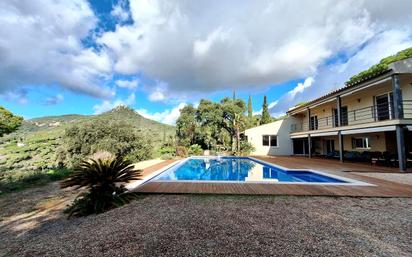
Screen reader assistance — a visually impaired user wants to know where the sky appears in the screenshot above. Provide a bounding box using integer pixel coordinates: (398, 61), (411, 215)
(0, 0), (412, 125)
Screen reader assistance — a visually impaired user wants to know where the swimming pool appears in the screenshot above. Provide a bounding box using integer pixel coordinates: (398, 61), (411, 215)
(150, 157), (370, 185)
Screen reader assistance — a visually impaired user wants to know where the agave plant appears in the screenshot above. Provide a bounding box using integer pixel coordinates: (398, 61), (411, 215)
(61, 156), (141, 217)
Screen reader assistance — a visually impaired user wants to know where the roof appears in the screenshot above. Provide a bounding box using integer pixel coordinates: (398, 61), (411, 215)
(288, 54), (412, 114)
(287, 69), (392, 114)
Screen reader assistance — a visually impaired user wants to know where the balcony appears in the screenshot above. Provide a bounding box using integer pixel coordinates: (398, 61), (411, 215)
(291, 100), (412, 133)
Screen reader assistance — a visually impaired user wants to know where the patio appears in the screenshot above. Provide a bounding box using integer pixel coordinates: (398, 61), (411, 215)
(133, 156), (412, 197)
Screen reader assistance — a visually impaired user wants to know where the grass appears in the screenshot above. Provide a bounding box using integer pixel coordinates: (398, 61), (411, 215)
(0, 168), (71, 196)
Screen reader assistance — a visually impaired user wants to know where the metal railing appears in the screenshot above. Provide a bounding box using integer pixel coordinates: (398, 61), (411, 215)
(291, 100), (412, 133)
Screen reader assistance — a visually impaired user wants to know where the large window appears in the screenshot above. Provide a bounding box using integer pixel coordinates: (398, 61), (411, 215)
(262, 135), (278, 147)
(352, 137), (370, 149)
(375, 92), (394, 121)
(333, 106), (348, 126)
(309, 116), (318, 130)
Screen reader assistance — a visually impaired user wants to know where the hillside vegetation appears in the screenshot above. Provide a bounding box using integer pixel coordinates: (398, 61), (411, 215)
(0, 106), (174, 194)
(347, 47), (412, 85)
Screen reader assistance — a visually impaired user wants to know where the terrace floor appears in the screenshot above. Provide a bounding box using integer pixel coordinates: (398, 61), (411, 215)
(134, 156), (412, 197)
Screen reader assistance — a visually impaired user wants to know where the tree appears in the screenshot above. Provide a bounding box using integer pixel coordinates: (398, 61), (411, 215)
(260, 96), (272, 125)
(60, 120), (152, 168)
(0, 107), (23, 136)
(247, 95), (253, 127)
(176, 104), (197, 147)
(220, 97), (247, 153)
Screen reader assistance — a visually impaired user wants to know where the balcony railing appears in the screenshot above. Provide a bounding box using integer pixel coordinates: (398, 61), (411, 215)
(290, 100), (412, 133)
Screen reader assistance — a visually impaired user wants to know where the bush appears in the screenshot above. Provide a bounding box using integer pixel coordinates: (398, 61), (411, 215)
(61, 120), (153, 168)
(61, 156), (141, 218)
(189, 144), (203, 156)
(236, 140), (255, 156)
(176, 146), (188, 157)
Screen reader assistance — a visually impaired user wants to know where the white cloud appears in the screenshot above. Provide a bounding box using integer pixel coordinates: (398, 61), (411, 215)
(0, 0), (113, 98)
(93, 93), (135, 114)
(111, 0), (130, 22)
(98, 0), (412, 95)
(149, 90), (165, 102)
(115, 79), (139, 90)
(44, 94), (64, 105)
(136, 102), (186, 125)
(253, 100), (279, 116)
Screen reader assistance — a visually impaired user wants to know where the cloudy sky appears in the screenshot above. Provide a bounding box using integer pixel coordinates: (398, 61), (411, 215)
(1, 0), (411, 124)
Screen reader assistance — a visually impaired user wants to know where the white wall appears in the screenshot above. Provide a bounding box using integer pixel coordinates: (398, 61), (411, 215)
(244, 118), (295, 156)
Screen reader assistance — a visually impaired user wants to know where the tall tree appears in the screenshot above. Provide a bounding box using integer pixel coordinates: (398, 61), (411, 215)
(220, 98), (247, 153)
(176, 105), (197, 147)
(247, 95), (253, 126)
(260, 96), (271, 125)
(232, 90), (236, 100)
(0, 106), (23, 137)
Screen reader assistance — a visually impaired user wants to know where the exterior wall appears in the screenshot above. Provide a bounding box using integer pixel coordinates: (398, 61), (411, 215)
(244, 118), (296, 156)
(341, 132), (387, 152)
(290, 75), (412, 132)
(401, 75), (412, 119)
(311, 132), (388, 154)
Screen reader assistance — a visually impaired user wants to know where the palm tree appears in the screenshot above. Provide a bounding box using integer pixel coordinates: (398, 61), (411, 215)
(61, 156), (141, 217)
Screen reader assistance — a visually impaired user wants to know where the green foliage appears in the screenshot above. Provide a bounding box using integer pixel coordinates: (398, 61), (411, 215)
(159, 145), (176, 160)
(176, 97), (248, 155)
(347, 47), (412, 85)
(60, 119), (153, 168)
(189, 144), (203, 155)
(0, 168), (70, 195)
(0, 106), (23, 137)
(176, 105), (197, 147)
(260, 96), (272, 125)
(176, 146), (188, 157)
(236, 140), (255, 156)
(61, 156), (141, 217)
(247, 95), (254, 128)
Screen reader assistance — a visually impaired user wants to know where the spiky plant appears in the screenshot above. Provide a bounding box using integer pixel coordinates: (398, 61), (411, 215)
(61, 156), (141, 217)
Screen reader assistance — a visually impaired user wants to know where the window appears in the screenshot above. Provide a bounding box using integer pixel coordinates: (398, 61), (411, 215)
(375, 92), (394, 121)
(333, 106), (348, 126)
(262, 135), (269, 146)
(262, 135), (278, 147)
(270, 136), (278, 147)
(352, 137), (370, 149)
(309, 116), (318, 130)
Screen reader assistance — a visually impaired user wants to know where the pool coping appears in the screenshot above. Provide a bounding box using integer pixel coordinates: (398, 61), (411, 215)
(141, 156), (374, 187)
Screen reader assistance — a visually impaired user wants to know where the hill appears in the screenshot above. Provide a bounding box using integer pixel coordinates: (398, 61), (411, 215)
(0, 106), (175, 193)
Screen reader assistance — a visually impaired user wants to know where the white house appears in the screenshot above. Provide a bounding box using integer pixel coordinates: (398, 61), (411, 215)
(243, 118), (296, 156)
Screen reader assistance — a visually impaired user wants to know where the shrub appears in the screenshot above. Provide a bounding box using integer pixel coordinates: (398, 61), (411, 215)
(236, 140), (255, 156)
(61, 156), (141, 218)
(61, 120), (153, 168)
(189, 144), (203, 156)
(176, 146), (188, 157)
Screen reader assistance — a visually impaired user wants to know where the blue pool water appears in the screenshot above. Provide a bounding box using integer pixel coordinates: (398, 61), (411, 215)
(153, 157), (348, 183)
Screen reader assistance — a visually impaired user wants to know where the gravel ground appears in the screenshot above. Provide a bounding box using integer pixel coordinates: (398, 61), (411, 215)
(1, 191), (411, 257)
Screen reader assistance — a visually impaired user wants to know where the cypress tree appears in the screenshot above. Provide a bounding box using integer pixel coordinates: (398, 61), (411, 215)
(261, 95), (271, 125)
(247, 95), (253, 119)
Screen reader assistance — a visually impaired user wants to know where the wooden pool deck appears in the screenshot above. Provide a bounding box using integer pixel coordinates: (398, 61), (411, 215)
(133, 156), (412, 197)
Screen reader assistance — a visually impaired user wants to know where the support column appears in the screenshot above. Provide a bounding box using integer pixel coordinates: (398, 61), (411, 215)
(338, 131), (344, 163)
(307, 107), (311, 130)
(396, 125), (407, 171)
(336, 96), (342, 127)
(308, 134), (312, 158)
(391, 74), (404, 119)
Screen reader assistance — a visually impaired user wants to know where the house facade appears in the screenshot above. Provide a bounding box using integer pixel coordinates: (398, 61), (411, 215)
(244, 118), (296, 156)
(245, 57), (412, 171)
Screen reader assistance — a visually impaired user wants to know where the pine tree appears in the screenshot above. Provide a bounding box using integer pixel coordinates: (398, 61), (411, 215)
(247, 95), (253, 124)
(260, 95), (271, 125)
